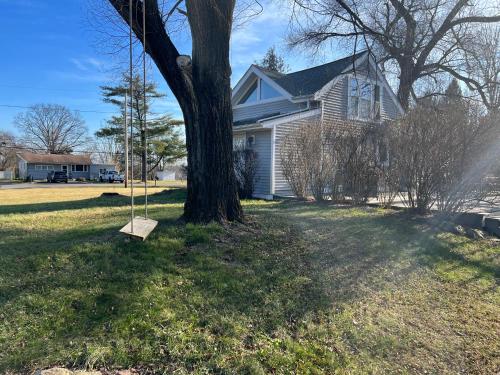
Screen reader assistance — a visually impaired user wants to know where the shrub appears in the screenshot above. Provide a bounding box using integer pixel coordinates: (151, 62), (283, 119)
(330, 127), (379, 205)
(233, 148), (258, 199)
(280, 121), (337, 201)
(389, 95), (500, 214)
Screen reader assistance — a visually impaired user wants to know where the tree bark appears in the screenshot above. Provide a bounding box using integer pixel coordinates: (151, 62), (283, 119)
(109, 0), (242, 223)
(182, 0), (242, 222)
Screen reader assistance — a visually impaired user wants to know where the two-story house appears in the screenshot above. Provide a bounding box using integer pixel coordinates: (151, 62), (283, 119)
(231, 51), (404, 199)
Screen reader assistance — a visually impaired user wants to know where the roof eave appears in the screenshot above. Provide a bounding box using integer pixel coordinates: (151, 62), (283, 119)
(290, 94), (314, 102)
(233, 123), (263, 131)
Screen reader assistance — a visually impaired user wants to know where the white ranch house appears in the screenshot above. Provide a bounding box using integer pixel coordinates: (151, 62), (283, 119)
(231, 51), (404, 199)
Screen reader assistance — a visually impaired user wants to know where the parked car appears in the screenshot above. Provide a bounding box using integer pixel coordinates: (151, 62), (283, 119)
(100, 170), (125, 183)
(47, 171), (68, 183)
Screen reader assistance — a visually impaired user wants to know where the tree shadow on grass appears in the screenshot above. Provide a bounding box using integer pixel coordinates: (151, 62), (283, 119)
(1, 199), (498, 372)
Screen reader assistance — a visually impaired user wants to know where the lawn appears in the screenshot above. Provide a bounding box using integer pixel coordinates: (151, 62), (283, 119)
(0, 187), (498, 374)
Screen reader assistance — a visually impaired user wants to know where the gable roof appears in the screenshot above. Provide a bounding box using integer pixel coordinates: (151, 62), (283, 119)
(259, 51), (367, 97)
(17, 151), (91, 165)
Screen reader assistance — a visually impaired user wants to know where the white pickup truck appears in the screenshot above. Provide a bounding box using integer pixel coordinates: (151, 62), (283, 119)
(100, 171), (125, 183)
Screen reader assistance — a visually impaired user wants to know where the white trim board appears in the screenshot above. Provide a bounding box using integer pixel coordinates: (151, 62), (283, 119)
(232, 65), (292, 105)
(261, 109), (321, 128)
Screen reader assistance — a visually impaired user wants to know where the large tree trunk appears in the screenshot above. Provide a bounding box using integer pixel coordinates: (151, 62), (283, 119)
(109, 0), (243, 223)
(397, 59), (414, 111)
(182, 0), (242, 222)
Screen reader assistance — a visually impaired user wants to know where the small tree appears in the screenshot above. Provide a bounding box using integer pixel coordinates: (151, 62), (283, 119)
(15, 104), (87, 154)
(389, 84), (499, 214)
(332, 127), (379, 205)
(98, 74), (185, 181)
(280, 120), (337, 201)
(257, 46), (289, 73)
(0, 132), (18, 171)
(279, 123), (314, 199)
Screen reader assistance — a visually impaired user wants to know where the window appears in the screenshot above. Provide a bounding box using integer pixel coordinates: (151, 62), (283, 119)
(349, 77), (381, 120)
(238, 80), (258, 105)
(35, 165), (54, 170)
(72, 165), (88, 172)
(260, 80), (281, 100)
(237, 77), (282, 105)
(233, 134), (246, 150)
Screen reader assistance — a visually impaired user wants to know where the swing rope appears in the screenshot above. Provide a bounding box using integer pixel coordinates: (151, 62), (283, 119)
(127, 0), (150, 234)
(142, 0), (148, 219)
(129, 0), (135, 232)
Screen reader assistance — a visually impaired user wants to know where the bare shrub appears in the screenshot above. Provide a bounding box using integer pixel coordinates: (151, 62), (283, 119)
(279, 125), (312, 199)
(373, 125), (400, 208)
(280, 121), (337, 201)
(389, 89), (500, 214)
(0, 132), (18, 171)
(233, 147), (258, 199)
(376, 160), (400, 208)
(330, 126), (379, 205)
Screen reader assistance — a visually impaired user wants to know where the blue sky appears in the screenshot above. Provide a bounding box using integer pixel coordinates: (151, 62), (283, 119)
(0, 0), (345, 137)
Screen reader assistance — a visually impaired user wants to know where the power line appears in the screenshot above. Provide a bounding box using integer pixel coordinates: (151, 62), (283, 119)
(0, 104), (116, 115)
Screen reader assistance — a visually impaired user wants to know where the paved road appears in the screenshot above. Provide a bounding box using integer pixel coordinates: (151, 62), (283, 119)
(0, 182), (127, 189)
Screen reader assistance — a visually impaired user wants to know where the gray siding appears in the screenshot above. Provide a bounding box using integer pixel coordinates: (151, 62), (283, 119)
(237, 130), (272, 197)
(274, 113), (322, 196)
(322, 74), (400, 123)
(25, 164), (92, 180)
(233, 100), (305, 122)
(381, 86), (399, 120)
(26, 164), (63, 180)
(322, 75), (348, 123)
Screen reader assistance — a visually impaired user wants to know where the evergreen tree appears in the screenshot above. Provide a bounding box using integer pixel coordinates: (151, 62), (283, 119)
(444, 79), (463, 104)
(257, 46), (289, 73)
(97, 73), (186, 180)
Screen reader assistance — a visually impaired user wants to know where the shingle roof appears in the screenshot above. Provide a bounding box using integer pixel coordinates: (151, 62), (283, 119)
(260, 51), (367, 97)
(17, 151), (92, 165)
(234, 112), (281, 127)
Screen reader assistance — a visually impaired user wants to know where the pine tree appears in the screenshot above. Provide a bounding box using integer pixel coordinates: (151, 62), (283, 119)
(97, 73), (186, 181)
(257, 46), (289, 73)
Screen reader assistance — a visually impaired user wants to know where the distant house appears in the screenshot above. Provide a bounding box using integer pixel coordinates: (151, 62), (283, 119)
(231, 51), (404, 199)
(155, 169), (176, 181)
(17, 151), (116, 180)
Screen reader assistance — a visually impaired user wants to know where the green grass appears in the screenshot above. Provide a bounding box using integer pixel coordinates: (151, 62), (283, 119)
(0, 188), (498, 374)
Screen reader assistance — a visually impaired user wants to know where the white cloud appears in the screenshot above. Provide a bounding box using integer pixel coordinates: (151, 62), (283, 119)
(69, 57), (106, 72)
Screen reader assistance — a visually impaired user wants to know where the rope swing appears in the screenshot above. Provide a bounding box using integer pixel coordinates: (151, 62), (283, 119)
(120, 0), (158, 241)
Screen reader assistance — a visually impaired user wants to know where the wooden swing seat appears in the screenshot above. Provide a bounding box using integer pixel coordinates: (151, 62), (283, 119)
(120, 216), (158, 241)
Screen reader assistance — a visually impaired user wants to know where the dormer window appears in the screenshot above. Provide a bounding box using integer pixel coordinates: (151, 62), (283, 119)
(237, 78), (281, 105)
(238, 80), (258, 105)
(260, 80), (281, 100)
(348, 77), (381, 120)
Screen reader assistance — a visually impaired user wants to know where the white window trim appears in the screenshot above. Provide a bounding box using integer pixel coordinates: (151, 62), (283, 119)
(233, 77), (284, 109)
(233, 96), (286, 109)
(232, 66), (292, 103)
(347, 74), (382, 122)
(233, 133), (246, 150)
